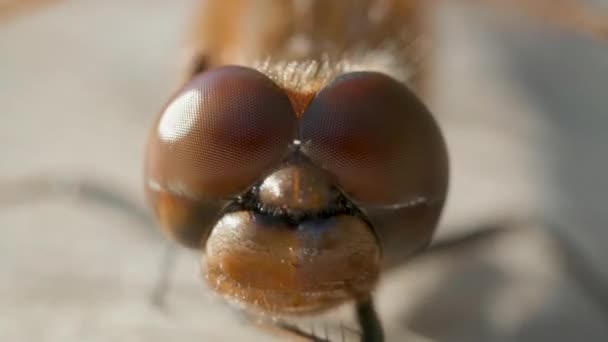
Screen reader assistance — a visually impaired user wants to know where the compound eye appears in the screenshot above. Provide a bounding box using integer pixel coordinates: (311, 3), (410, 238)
(300, 72), (448, 206)
(146, 66), (297, 198)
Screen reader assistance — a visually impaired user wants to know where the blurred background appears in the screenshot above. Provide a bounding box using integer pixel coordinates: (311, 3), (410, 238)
(1, 0), (607, 341)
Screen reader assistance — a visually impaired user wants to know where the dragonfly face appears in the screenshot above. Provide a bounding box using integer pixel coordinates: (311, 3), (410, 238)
(144, 64), (449, 316)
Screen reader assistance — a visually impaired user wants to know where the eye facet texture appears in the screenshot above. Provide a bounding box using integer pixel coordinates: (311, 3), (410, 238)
(146, 66), (297, 198)
(300, 72), (448, 206)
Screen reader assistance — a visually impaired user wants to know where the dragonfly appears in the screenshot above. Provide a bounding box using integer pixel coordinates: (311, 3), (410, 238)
(142, 1), (608, 341)
(1, 1), (607, 341)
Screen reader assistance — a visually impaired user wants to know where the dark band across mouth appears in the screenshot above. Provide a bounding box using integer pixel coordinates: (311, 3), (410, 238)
(222, 184), (368, 227)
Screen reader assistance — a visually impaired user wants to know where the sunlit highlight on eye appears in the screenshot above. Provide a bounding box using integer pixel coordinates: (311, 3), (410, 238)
(366, 195), (432, 210)
(158, 89), (200, 142)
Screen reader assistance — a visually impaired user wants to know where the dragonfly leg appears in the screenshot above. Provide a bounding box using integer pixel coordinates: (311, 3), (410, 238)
(356, 298), (384, 342)
(149, 241), (178, 310)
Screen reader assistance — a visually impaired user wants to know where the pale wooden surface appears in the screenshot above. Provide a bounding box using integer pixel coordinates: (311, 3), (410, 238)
(1, 1), (607, 341)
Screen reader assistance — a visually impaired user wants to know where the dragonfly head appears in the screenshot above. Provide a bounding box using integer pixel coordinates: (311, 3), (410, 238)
(144, 64), (448, 315)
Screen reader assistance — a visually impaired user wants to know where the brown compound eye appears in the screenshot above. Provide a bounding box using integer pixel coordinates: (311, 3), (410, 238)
(145, 66), (297, 247)
(147, 65), (297, 198)
(300, 72), (448, 207)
